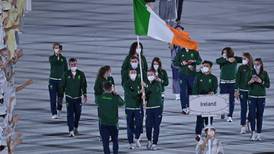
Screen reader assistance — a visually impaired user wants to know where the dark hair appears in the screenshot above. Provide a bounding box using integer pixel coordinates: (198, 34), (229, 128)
(254, 58), (264, 72)
(175, 24), (184, 31)
(243, 52), (253, 67)
(97, 65), (110, 80)
(147, 69), (155, 74)
(59, 44), (63, 50)
(129, 69), (137, 74)
(129, 42), (143, 56)
(52, 42), (60, 49)
(103, 82), (112, 91)
(151, 57), (162, 70)
(222, 47), (234, 58)
(202, 60), (213, 68)
(130, 56), (138, 61)
(69, 57), (77, 63)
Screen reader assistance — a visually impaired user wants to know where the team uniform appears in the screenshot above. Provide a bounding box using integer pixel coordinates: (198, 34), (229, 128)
(96, 92), (125, 154)
(193, 72), (218, 135)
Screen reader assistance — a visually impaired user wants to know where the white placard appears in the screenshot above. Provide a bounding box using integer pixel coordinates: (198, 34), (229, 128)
(189, 94), (229, 116)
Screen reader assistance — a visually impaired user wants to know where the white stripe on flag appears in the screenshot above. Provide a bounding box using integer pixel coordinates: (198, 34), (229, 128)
(146, 6), (173, 43)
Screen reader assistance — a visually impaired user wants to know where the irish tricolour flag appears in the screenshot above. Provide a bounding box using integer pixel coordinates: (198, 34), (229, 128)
(133, 0), (199, 50)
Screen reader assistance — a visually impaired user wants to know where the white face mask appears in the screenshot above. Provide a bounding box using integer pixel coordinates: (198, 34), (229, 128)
(131, 62), (138, 69)
(207, 129), (215, 137)
(54, 49), (59, 54)
(71, 67), (77, 72)
(242, 59), (248, 65)
(254, 65), (261, 73)
(153, 64), (159, 70)
(129, 74), (137, 81)
(201, 66), (209, 74)
(222, 53), (227, 59)
(147, 75), (155, 82)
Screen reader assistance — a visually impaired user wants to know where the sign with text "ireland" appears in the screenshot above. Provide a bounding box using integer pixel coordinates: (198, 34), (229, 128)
(189, 94), (229, 115)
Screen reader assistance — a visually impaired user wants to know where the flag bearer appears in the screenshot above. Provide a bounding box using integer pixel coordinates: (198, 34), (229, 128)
(193, 61), (218, 140)
(174, 47), (202, 114)
(216, 47), (242, 122)
(96, 82), (125, 154)
(248, 58), (270, 141)
(59, 58), (87, 137)
(123, 69), (142, 149)
(121, 42), (147, 86)
(144, 69), (163, 150)
(49, 42), (68, 119)
(235, 52), (253, 134)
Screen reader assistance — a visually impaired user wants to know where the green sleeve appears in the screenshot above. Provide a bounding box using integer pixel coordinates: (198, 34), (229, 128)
(235, 56), (242, 63)
(64, 57), (68, 72)
(174, 50), (182, 67)
(94, 78), (102, 96)
(142, 55), (148, 71)
(59, 72), (67, 96)
(216, 57), (228, 65)
(81, 72), (87, 96)
(161, 70), (169, 87)
(121, 56), (130, 71)
(49, 56), (52, 63)
(121, 69), (129, 86)
(213, 76), (218, 94)
(235, 66), (241, 90)
(263, 71), (270, 88)
(116, 95), (125, 107)
(195, 52), (202, 65)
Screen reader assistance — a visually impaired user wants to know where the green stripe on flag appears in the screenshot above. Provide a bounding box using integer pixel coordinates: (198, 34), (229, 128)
(133, 0), (150, 35)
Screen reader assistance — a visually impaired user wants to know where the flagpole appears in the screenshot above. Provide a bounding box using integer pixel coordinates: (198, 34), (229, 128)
(136, 36), (146, 108)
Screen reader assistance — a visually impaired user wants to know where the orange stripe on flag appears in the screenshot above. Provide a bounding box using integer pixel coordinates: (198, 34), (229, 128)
(168, 26), (199, 51)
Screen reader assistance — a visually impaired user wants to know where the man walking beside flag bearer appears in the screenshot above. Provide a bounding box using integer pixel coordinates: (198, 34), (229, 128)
(192, 60), (218, 141)
(59, 58), (87, 137)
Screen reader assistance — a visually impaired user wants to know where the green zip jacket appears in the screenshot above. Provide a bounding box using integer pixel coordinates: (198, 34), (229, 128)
(49, 54), (68, 79)
(59, 70), (87, 98)
(96, 93), (125, 126)
(193, 72), (218, 95)
(235, 64), (253, 91)
(216, 57), (242, 81)
(173, 48), (202, 76)
(123, 77), (142, 109)
(156, 69), (169, 92)
(248, 69), (270, 97)
(145, 80), (162, 108)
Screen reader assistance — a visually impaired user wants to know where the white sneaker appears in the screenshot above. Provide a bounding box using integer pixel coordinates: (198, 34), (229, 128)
(256, 133), (262, 141)
(151, 144), (158, 150)
(240, 126), (247, 134)
(175, 94), (180, 100)
(57, 110), (61, 118)
(51, 114), (58, 119)
(186, 108), (190, 114)
(129, 143), (135, 150)
(250, 131), (256, 141)
(227, 117), (233, 122)
(135, 139), (141, 148)
(69, 131), (75, 137)
(147, 141), (152, 150)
